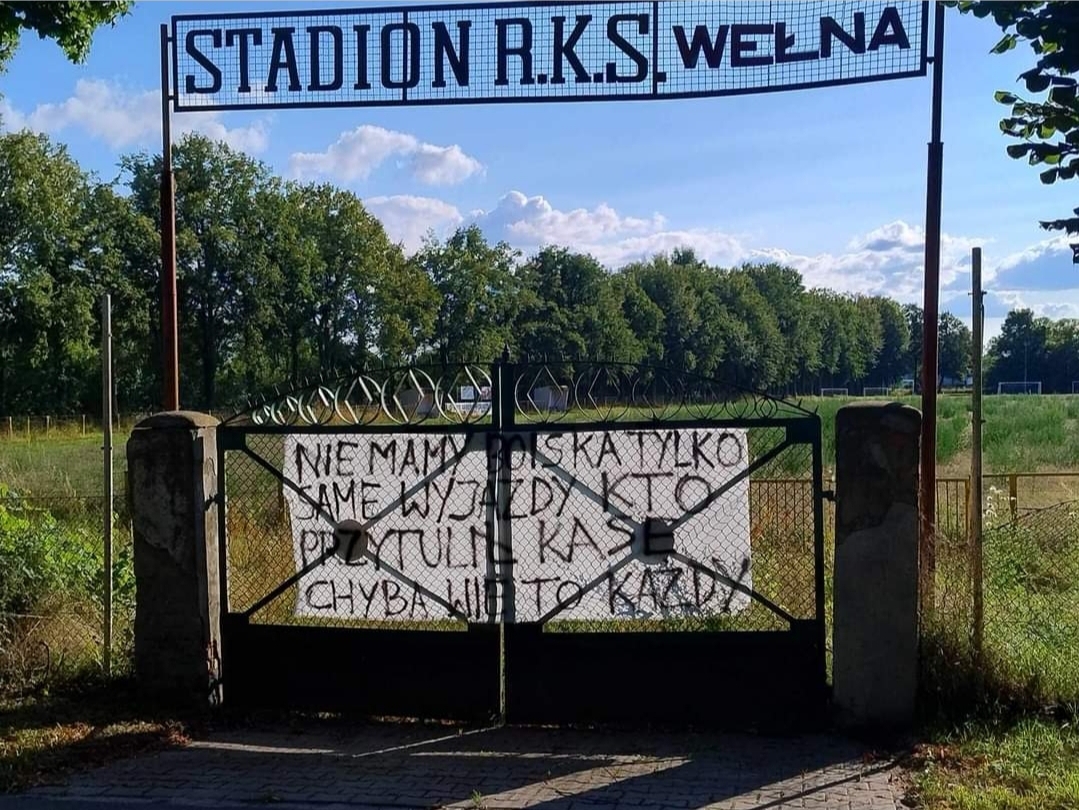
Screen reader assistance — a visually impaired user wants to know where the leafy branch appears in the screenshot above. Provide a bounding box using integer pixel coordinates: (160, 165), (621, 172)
(950, 1), (1079, 233)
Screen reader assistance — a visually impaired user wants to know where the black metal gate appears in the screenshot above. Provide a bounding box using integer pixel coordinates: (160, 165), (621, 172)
(217, 357), (828, 727)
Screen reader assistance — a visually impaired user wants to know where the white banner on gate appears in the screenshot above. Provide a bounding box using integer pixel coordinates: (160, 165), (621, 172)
(280, 427), (752, 622)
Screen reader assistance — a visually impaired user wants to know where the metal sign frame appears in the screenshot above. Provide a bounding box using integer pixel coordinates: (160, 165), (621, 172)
(169, 1), (929, 112)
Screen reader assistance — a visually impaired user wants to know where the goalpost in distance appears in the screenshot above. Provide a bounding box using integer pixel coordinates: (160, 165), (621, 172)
(997, 381), (1042, 395)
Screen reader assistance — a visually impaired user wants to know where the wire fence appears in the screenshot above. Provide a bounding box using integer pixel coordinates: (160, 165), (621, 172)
(927, 489), (1079, 710)
(0, 414), (150, 440)
(0, 495), (133, 696)
(0, 412), (239, 441)
(224, 427), (822, 635)
(5, 447), (1079, 712)
(979, 500), (1079, 703)
(933, 473), (1079, 542)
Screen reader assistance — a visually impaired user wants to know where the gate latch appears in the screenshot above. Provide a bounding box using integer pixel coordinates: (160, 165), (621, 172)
(640, 517), (676, 557)
(822, 490), (836, 502)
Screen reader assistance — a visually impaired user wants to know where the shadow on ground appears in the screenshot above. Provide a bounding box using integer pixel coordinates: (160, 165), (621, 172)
(22, 718), (908, 809)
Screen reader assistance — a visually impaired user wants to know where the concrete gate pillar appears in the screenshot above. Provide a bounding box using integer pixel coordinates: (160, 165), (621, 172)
(833, 402), (921, 730)
(127, 411), (222, 706)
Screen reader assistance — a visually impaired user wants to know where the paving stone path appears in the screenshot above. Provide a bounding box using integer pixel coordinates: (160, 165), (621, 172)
(23, 724), (911, 809)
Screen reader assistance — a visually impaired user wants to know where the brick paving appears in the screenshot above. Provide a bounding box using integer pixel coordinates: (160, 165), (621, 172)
(24, 724), (910, 809)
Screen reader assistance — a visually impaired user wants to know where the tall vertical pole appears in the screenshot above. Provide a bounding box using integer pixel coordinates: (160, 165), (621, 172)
(919, 1), (946, 622)
(971, 248), (984, 659)
(160, 24), (180, 412)
(101, 294), (114, 677)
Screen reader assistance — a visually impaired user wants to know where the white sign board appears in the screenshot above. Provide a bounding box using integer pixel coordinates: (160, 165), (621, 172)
(281, 427), (752, 622)
(173, 2), (927, 111)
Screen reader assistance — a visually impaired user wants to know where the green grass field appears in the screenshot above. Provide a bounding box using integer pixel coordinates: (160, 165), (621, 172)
(3, 396), (1079, 807)
(809, 394), (1079, 474)
(0, 436), (128, 499)
(911, 717), (1079, 810)
(0, 394), (1076, 500)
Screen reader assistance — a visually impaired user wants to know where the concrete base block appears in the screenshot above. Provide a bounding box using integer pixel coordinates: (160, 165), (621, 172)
(127, 411), (221, 706)
(833, 403), (921, 730)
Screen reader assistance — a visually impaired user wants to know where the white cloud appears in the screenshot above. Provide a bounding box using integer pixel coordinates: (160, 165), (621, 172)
(178, 114), (269, 154)
(0, 79), (269, 152)
(363, 195), (464, 252)
(746, 222), (982, 303)
(0, 98), (26, 132)
(409, 143), (484, 186)
(368, 189), (999, 305)
(290, 125), (484, 186)
(989, 236), (1076, 290)
(990, 289), (1079, 321)
(464, 194), (984, 303)
(470, 191), (745, 268)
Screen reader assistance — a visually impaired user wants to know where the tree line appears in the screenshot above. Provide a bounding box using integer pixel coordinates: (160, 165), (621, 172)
(0, 127), (1060, 417)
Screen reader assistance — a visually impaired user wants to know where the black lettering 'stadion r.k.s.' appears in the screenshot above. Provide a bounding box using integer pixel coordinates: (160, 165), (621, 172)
(172, 1), (925, 110)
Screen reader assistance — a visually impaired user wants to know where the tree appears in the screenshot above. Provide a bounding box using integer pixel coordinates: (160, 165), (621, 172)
(611, 273), (664, 366)
(1045, 318), (1079, 392)
(412, 225), (521, 364)
(743, 263), (821, 395)
(624, 252), (725, 375)
(807, 291), (883, 390)
(124, 134), (275, 409)
(938, 312), (972, 391)
(867, 296), (911, 387)
(904, 304), (924, 388)
(81, 182), (160, 411)
(953, 2), (1079, 234)
(0, 1), (132, 72)
(300, 183), (403, 373)
(0, 130), (97, 413)
(903, 304), (971, 392)
(713, 269), (785, 390)
(986, 308), (1050, 390)
(253, 179), (320, 384)
(517, 247), (642, 363)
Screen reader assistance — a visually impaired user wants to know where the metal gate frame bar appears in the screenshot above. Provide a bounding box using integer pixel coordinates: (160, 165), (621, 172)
(214, 357), (829, 717)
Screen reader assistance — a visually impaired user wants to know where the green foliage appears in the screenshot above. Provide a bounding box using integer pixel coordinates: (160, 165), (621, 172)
(913, 718), (1079, 810)
(0, 126), (1058, 414)
(517, 246), (644, 362)
(0, 487), (116, 616)
(0, 131), (145, 413)
(952, 2), (1079, 234)
(940, 311), (974, 388)
(987, 309), (1079, 395)
(411, 224), (522, 363)
(0, 1), (131, 72)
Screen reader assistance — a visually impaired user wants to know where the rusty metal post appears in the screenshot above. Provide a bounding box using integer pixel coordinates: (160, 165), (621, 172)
(919, 2), (946, 622)
(160, 24), (180, 412)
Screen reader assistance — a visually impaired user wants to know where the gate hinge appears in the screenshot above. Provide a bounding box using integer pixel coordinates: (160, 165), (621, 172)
(822, 490), (836, 502)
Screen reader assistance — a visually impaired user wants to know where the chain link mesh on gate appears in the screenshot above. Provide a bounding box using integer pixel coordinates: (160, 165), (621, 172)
(511, 427), (818, 634)
(220, 361), (822, 639)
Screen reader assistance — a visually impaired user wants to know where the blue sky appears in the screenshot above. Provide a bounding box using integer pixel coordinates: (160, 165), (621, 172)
(1, 0), (1077, 343)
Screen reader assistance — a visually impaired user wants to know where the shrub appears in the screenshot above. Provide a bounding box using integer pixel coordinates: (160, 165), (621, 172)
(0, 487), (108, 617)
